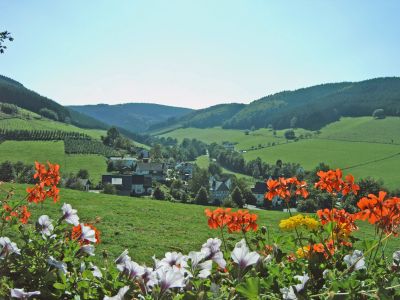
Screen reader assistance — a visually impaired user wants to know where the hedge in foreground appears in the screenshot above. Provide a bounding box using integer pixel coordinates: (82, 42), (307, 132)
(0, 162), (399, 299)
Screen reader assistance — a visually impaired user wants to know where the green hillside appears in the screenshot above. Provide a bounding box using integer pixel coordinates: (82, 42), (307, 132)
(0, 75), (111, 129)
(318, 116), (400, 144)
(161, 117), (400, 189)
(0, 141), (106, 183)
(70, 103), (193, 133)
(152, 77), (400, 132)
(3, 183), (397, 265)
(149, 103), (246, 133)
(0, 117), (106, 140)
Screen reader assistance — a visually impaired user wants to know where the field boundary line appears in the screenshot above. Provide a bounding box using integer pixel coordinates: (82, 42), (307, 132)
(315, 137), (400, 146)
(341, 152), (400, 171)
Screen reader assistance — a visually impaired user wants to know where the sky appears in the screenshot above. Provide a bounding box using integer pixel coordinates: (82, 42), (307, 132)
(1, 0), (400, 109)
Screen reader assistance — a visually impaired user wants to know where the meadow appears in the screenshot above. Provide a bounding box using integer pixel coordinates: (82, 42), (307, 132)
(162, 117), (400, 189)
(2, 183), (397, 265)
(0, 141), (106, 183)
(0, 117), (106, 139)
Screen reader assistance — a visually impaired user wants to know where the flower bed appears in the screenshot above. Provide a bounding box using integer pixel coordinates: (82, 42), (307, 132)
(0, 162), (399, 299)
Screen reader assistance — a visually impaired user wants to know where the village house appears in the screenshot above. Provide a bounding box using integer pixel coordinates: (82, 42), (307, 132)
(101, 174), (153, 196)
(175, 162), (194, 180)
(109, 157), (137, 169)
(222, 142), (235, 151)
(209, 175), (232, 202)
(135, 162), (166, 182)
(132, 174), (152, 195)
(251, 181), (267, 206)
(77, 178), (91, 192)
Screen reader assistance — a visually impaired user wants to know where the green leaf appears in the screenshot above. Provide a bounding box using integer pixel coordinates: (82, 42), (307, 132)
(236, 277), (260, 300)
(53, 282), (66, 290)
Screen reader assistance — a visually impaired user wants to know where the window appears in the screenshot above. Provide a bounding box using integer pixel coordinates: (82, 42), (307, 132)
(111, 178), (122, 185)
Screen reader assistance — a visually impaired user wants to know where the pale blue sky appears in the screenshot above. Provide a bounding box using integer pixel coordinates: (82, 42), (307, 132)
(1, 0), (399, 108)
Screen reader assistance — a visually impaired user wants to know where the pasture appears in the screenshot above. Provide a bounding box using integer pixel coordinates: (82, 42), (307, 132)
(0, 141), (106, 183)
(0, 117), (106, 139)
(161, 117), (400, 189)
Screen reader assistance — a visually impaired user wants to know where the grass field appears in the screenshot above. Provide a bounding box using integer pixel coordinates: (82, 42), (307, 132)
(0, 117), (106, 140)
(195, 155), (255, 182)
(243, 139), (400, 189)
(160, 127), (308, 151)
(0, 141), (106, 183)
(318, 117), (400, 144)
(161, 117), (400, 189)
(1, 183), (397, 265)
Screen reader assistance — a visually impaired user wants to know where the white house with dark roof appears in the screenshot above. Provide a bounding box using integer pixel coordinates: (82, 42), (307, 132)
(135, 162), (166, 182)
(209, 176), (232, 202)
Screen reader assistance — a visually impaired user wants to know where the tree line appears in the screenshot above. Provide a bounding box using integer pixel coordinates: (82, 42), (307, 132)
(0, 129), (91, 141)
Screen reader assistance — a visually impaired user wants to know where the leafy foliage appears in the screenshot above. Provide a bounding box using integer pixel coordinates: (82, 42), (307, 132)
(64, 138), (119, 156)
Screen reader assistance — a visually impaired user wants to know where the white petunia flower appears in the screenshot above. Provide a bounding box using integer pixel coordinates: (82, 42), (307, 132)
(115, 249), (130, 266)
(80, 244), (95, 256)
(344, 250), (366, 271)
(280, 286), (297, 300)
(188, 251), (212, 278)
(231, 239), (260, 270)
(122, 260), (145, 280)
(47, 256), (68, 274)
(0, 237), (21, 258)
(90, 264), (103, 278)
(36, 215), (54, 236)
(103, 286), (129, 300)
(155, 265), (186, 294)
(80, 224), (97, 243)
(61, 203), (79, 226)
(10, 288), (40, 299)
(159, 252), (188, 269)
(142, 266), (157, 288)
(201, 238), (226, 269)
(393, 250), (400, 266)
(293, 274), (309, 292)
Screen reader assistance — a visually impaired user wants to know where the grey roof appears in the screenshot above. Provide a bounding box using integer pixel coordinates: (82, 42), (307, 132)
(136, 162), (165, 172)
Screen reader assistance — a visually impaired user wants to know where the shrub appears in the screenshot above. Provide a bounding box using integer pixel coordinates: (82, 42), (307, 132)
(103, 183), (116, 195)
(372, 108), (385, 119)
(153, 186), (165, 200)
(231, 186), (245, 208)
(195, 187), (209, 205)
(284, 129), (296, 140)
(0, 102), (18, 114)
(39, 107), (59, 121)
(0, 160), (15, 182)
(77, 169), (89, 179)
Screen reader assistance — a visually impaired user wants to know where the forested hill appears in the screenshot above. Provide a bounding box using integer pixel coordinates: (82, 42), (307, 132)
(152, 77), (400, 132)
(0, 75), (71, 122)
(69, 103), (194, 133)
(223, 77), (400, 130)
(0, 75), (108, 129)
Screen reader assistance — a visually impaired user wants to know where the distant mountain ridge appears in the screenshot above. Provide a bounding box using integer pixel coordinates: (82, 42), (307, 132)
(1, 74), (399, 134)
(151, 77), (400, 132)
(69, 103), (194, 133)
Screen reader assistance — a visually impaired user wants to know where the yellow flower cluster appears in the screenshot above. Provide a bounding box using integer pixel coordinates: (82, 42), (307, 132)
(279, 214), (319, 231)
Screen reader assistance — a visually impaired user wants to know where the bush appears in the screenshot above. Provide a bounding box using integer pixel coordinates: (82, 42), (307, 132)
(77, 169), (89, 179)
(39, 108), (59, 121)
(153, 186), (166, 200)
(195, 187), (209, 205)
(372, 108), (385, 119)
(231, 186), (245, 208)
(221, 197), (236, 208)
(0, 160), (15, 182)
(103, 183), (116, 195)
(0, 102), (18, 114)
(284, 129), (296, 140)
